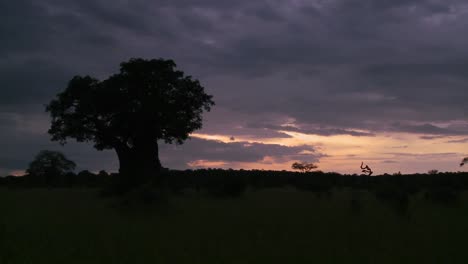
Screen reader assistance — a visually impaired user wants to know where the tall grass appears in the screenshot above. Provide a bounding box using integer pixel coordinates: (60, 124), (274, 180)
(1, 188), (468, 263)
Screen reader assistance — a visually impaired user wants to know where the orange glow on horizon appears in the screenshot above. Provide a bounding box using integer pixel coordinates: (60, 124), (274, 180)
(190, 131), (468, 175)
(10, 170), (26, 176)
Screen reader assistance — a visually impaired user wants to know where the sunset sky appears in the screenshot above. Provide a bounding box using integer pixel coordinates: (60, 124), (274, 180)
(1, 0), (468, 175)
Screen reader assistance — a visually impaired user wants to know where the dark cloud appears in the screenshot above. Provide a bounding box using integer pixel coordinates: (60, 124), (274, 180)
(0, 59), (72, 105)
(391, 145), (408, 149)
(446, 138), (468, 143)
(0, 111), (118, 175)
(2, 0), (468, 173)
(199, 108), (293, 139)
(160, 137), (324, 169)
(366, 63), (468, 80)
(419, 135), (444, 140)
(389, 122), (468, 136)
(384, 152), (460, 158)
(247, 122), (375, 137)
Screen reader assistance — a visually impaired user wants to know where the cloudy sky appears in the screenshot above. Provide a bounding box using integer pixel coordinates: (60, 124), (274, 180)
(1, 0), (468, 175)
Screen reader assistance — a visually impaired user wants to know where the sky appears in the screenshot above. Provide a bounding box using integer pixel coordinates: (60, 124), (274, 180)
(1, 0), (468, 175)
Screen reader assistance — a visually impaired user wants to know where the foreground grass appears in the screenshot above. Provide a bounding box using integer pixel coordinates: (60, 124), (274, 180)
(1, 188), (468, 263)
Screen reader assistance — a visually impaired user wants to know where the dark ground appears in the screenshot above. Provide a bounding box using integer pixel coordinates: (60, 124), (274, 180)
(1, 187), (468, 263)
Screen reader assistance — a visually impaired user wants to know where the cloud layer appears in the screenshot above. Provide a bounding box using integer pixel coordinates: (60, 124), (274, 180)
(1, 0), (468, 174)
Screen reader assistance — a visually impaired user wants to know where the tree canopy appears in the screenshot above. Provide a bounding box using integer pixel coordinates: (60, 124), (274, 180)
(47, 58), (214, 149)
(26, 150), (76, 179)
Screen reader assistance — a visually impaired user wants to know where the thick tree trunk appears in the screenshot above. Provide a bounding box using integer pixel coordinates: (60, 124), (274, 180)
(115, 141), (162, 190)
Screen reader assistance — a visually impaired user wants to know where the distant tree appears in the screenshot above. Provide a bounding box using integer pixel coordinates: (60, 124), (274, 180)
(461, 157), (468, 167)
(46, 58), (215, 189)
(291, 162), (318, 173)
(428, 169), (438, 175)
(26, 150), (76, 185)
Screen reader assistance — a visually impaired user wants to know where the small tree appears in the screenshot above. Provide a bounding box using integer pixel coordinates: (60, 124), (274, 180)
(428, 169), (438, 175)
(26, 150), (76, 185)
(291, 162), (318, 173)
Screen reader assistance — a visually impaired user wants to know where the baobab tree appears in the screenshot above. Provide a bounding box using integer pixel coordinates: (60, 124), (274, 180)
(46, 58), (215, 189)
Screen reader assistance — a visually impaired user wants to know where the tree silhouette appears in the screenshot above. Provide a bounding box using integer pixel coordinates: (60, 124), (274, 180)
(291, 162), (318, 173)
(26, 150), (76, 185)
(46, 58), (214, 188)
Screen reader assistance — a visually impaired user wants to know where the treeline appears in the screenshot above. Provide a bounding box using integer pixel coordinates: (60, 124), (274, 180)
(166, 170), (468, 204)
(2, 169), (468, 199)
(0, 170), (113, 188)
(3, 169), (468, 214)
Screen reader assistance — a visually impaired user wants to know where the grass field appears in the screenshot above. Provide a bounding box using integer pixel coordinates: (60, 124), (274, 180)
(1, 188), (468, 263)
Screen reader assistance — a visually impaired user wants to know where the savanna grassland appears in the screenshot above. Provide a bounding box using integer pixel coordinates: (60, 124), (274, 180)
(2, 187), (468, 264)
